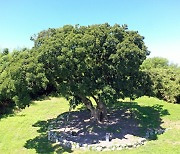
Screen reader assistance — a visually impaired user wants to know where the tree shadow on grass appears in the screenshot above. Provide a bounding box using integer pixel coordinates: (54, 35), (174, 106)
(0, 101), (15, 120)
(0, 95), (51, 121)
(24, 100), (169, 152)
(107, 101), (170, 139)
(0, 101), (35, 121)
(24, 133), (72, 153)
(24, 119), (73, 153)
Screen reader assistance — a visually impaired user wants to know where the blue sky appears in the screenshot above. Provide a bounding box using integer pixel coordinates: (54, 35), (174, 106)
(0, 0), (180, 65)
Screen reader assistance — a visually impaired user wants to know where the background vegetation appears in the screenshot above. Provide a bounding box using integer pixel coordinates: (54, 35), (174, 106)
(141, 57), (180, 103)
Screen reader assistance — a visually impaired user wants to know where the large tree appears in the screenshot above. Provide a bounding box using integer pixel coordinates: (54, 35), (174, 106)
(32, 23), (150, 122)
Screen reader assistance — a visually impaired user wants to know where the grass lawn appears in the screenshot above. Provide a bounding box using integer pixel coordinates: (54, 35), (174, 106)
(0, 96), (179, 154)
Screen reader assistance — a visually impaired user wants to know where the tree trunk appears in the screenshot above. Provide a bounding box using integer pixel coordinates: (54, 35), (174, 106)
(92, 96), (108, 122)
(78, 95), (99, 121)
(78, 95), (108, 122)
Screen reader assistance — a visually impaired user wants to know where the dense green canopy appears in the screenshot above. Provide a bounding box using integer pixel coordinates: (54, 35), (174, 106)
(32, 24), (151, 120)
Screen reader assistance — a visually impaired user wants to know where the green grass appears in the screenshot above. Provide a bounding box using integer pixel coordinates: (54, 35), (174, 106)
(0, 96), (180, 154)
(0, 97), (71, 154)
